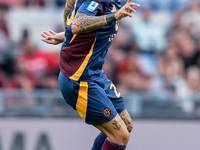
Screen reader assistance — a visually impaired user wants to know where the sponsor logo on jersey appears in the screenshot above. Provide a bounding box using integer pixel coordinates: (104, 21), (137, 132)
(87, 1), (99, 12)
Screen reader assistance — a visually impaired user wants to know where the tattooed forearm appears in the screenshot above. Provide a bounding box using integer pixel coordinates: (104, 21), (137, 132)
(64, 0), (76, 27)
(72, 12), (106, 34)
(72, 12), (116, 34)
(112, 119), (121, 130)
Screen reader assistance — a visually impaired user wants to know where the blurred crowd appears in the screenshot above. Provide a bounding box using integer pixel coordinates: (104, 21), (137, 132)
(0, 3), (60, 90)
(105, 1), (200, 114)
(0, 0), (200, 115)
(0, 0), (65, 8)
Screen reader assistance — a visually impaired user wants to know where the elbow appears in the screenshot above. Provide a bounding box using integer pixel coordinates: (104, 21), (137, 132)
(71, 25), (80, 34)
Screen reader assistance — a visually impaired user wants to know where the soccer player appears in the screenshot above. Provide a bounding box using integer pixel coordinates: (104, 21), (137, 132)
(41, 0), (140, 149)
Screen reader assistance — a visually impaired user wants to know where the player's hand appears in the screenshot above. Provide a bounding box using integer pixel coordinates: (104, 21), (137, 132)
(41, 30), (64, 45)
(115, 0), (140, 20)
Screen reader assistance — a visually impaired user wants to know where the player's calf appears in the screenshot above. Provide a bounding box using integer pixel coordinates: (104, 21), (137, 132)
(94, 115), (130, 149)
(102, 139), (127, 150)
(101, 130), (129, 150)
(119, 109), (133, 133)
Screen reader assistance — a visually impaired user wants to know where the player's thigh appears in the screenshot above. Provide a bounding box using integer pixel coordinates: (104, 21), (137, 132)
(86, 80), (119, 125)
(94, 114), (130, 145)
(104, 78), (126, 113)
(58, 72), (80, 109)
(119, 109), (133, 133)
(104, 78), (133, 132)
(59, 72), (119, 125)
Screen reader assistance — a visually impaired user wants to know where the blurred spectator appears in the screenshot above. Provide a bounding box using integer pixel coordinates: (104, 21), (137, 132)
(167, 8), (199, 69)
(194, 37), (200, 67)
(0, 5), (9, 37)
(186, 66), (200, 92)
(55, 0), (65, 8)
(181, 0), (200, 52)
(111, 22), (135, 52)
(175, 66), (200, 113)
(117, 50), (151, 92)
(0, 0), (22, 6)
(167, 10), (183, 37)
(132, 5), (167, 53)
(0, 4), (10, 50)
(13, 38), (59, 89)
(0, 4), (16, 89)
(149, 43), (185, 99)
(104, 25), (135, 85)
(181, 0), (200, 33)
(173, 28), (196, 68)
(23, 0), (45, 7)
(167, 9), (196, 68)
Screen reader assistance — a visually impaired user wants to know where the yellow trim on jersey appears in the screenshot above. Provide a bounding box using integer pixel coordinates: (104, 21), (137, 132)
(76, 81), (88, 121)
(115, 21), (119, 31)
(67, 0), (78, 26)
(69, 37), (97, 81)
(111, 5), (116, 12)
(69, 34), (77, 44)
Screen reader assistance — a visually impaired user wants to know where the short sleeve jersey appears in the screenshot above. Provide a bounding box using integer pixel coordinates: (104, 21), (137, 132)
(60, 0), (121, 81)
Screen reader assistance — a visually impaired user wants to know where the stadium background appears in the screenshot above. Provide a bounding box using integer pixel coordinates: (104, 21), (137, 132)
(0, 0), (200, 150)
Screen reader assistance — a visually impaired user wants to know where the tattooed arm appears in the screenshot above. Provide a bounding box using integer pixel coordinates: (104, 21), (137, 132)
(71, 12), (115, 34)
(71, 0), (140, 34)
(64, 0), (77, 28)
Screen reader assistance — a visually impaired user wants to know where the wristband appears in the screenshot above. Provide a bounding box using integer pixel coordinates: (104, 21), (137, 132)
(106, 13), (117, 24)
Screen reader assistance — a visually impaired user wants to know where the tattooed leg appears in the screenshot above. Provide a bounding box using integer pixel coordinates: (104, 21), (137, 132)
(94, 114), (130, 146)
(112, 119), (122, 130)
(119, 109), (133, 133)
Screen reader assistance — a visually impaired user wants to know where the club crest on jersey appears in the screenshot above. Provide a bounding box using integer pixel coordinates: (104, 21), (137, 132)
(87, 1), (99, 12)
(103, 108), (112, 117)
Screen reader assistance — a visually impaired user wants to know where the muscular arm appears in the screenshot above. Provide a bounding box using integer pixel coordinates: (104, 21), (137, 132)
(71, 0), (140, 34)
(71, 12), (116, 34)
(64, 0), (77, 28)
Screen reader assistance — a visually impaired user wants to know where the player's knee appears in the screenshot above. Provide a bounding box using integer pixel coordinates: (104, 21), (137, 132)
(119, 131), (130, 144)
(113, 130), (130, 145)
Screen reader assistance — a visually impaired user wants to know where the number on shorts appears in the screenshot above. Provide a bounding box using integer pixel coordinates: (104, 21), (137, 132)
(110, 83), (121, 98)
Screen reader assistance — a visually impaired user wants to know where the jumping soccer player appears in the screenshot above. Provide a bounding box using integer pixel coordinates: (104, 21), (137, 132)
(41, 0), (140, 149)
